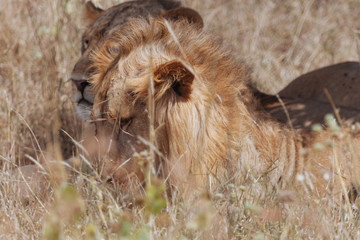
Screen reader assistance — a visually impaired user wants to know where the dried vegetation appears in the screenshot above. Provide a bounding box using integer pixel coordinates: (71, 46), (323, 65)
(0, 0), (360, 239)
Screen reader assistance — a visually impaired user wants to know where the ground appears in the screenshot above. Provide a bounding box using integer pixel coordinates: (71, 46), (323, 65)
(0, 0), (359, 239)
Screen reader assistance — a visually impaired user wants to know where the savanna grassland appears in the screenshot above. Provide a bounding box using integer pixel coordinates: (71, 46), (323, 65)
(0, 0), (360, 239)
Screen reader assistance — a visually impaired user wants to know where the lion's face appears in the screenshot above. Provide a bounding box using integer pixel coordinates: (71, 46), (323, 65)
(85, 98), (150, 189)
(71, 1), (181, 121)
(84, 58), (166, 189)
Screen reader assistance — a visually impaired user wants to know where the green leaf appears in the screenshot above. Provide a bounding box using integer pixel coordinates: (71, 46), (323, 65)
(145, 183), (166, 215)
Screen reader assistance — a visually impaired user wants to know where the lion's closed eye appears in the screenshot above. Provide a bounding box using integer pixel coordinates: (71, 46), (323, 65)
(120, 117), (132, 130)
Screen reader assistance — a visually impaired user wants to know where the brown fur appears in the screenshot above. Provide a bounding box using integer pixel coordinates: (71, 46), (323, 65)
(85, 16), (360, 199)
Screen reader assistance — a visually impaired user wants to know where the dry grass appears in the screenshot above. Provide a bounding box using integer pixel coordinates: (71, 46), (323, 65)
(0, 0), (360, 239)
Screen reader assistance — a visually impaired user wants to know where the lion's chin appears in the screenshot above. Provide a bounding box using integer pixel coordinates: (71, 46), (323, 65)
(74, 88), (94, 121)
(76, 100), (92, 121)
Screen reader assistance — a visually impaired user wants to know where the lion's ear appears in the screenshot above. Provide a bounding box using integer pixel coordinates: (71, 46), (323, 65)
(153, 60), (195, 99)
(84, 1), (104, 27)
(161, 7), (204, 29)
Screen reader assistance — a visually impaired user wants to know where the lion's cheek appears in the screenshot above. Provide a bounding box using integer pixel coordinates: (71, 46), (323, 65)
(101, 134), (147, 185)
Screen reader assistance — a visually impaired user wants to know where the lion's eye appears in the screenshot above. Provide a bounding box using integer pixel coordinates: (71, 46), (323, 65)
(120, 118), (132, 130)
(84, 39), (89, 50)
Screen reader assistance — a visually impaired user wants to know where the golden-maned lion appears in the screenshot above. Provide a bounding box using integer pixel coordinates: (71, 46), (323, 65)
(83, 13), (360, 200)
(71, 0), (198, 121)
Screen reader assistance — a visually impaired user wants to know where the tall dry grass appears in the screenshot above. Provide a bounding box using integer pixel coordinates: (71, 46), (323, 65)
(185, 0), (360, 93)
(0, 0), (360, 239)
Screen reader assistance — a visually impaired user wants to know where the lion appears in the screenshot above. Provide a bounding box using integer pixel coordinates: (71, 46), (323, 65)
(71, 0), (204, 121)
(82, 13), (360, 200)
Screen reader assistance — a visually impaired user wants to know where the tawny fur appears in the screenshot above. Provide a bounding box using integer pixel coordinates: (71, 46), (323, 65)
(87, 17), (360, 199)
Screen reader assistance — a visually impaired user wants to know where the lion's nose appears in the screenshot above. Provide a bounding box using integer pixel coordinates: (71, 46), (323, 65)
(71, 78), (89, 92)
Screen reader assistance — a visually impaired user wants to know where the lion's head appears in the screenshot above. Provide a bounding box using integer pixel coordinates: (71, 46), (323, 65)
(71, 1), (190, 121)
